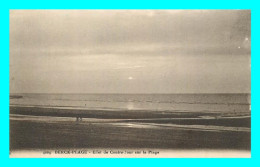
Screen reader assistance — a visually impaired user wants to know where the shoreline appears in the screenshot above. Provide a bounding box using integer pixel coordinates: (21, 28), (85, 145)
(10, 106), (251, 152)
(10, 118), (251, 151)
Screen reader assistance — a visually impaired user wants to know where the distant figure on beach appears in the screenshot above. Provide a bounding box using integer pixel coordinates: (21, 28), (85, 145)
(76, 116), (82, 122)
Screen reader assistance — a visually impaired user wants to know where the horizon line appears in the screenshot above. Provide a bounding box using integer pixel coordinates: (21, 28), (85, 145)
(9, 92), (251, 95)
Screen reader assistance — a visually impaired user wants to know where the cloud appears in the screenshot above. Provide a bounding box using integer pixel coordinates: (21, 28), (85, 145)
(10, 10), (250, 54)
(9, 10), (251, 93)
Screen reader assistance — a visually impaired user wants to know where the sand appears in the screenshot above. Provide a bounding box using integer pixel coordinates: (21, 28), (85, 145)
(9, 106), (251, 151)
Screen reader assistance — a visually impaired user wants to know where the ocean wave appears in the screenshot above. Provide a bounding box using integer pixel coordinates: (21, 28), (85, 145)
(23, 98), (250, 105)
(9, 104), (250, 115)
(109, 122), (250, 132)
(10, 114), (250, 132)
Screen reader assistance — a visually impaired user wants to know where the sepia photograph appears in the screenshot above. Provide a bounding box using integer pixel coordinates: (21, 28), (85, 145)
(9, 10), (251, 158)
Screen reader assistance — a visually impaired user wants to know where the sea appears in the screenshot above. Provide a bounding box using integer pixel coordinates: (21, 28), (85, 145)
(10, 93), (251, 115)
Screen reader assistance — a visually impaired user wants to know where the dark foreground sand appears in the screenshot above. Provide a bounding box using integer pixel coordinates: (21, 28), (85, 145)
(10, 106), (251, 151)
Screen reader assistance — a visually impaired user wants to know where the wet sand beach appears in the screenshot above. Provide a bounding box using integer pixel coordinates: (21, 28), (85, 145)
(10, 106), (251, 151)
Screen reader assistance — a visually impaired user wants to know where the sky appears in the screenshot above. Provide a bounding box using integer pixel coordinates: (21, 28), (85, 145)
(9, 10), (251, 94)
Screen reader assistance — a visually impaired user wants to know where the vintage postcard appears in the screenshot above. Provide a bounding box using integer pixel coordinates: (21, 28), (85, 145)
(9, 10), (251, 158)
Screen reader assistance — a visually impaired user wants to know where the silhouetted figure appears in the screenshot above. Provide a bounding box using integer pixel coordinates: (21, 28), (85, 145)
(76, 116), (83, 122)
